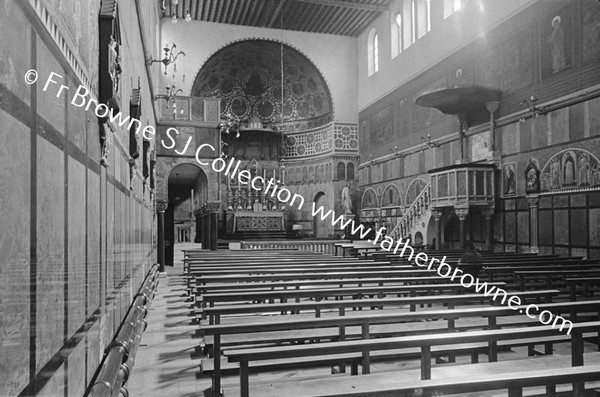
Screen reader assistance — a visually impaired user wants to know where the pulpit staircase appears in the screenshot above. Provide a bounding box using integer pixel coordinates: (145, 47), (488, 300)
(389, 183), (432, 243)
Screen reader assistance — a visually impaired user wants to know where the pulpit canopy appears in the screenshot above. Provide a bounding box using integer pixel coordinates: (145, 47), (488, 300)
(416, 85), (501, 115)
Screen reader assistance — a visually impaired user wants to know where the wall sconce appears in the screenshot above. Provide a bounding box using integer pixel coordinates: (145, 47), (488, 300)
(519, 96), (546, 122)
(155, 84), (183, 109)
(390, 145), (403, 158)
(368, 154), (374, 166)
(147, 43), (186, 75)
(420, 134), (439, 151)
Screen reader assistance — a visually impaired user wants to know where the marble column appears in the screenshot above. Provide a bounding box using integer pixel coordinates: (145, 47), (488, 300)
(193, 208), (203, 244)
(431, 208), (443, 250)
(454, 205), (469, 249)
(156, 201), (168, 272)
(527, 195), (540, 254)
(482, 206), (495, 251)
(207, 202), (222, 251)
(202, 207), (209, 250)
(457, 114), (467, 164)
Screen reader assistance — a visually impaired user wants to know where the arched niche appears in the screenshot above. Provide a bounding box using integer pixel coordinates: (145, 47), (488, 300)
(191, 39), (333, 132)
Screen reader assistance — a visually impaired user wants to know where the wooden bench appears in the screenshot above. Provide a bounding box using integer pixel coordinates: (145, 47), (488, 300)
(200, 299), (600, 376)
(195, 269), (438, 285)
(515, 269), (600, 290)
(198, 282), (508, 307)
(193, 276), (504, 294)
(223, 321), (600, 397)
(200, 289), (560, 324)
(567, 277), (600, 301)
(222, 362), (600, 397)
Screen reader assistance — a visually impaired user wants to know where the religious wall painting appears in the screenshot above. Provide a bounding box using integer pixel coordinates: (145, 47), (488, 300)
(412, 77), (447, 131)
(473, 26), (533, 90)
(524, 158), (541, 194)
(361, 188), (379, 209)
(369, 105), (394, 148)
(396, 98), (409, 136)
(540, 149), (600, 192)
(542, 9), (572, 80)
(503, 162), (517, 197)
(381, 184), (402, 207)
(405, 178), (427, 205)
(583, 0), (600, 64)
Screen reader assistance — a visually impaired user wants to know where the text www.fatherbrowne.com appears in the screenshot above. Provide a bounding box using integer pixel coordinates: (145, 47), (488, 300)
(26, 69), (573, 335)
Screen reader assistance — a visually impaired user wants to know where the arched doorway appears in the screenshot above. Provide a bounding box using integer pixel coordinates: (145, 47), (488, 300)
(313, 192), (328, 238)
(165, 163), (207, 266)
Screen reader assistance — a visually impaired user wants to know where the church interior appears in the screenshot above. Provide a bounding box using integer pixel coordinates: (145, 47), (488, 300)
(2, 0), (600, 396)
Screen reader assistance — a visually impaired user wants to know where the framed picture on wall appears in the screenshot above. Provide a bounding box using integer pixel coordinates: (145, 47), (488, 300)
(503, 162), (517, 197)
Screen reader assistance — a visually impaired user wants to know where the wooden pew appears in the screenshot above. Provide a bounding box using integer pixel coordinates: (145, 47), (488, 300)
(566, 277), (600, 301)
(223, 321), (600, 397)
(198, 282), (509, 310)
(201, 290), (560, 324)
(193, 276), (505, 294)
(224, 364), (600, 397)
(515, 269), (600, 290)
(201, 299), (600, 363)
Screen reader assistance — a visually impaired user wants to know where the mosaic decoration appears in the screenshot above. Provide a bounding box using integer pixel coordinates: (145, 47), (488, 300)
(192, 40), (332, 131)
(583, 0), (600, 64)
(333, 123), (359, 152)
(283, 122), (358, 159)
(381, 184), (402, 207)
(405, 178), (428, 205)
(361, 188), (379, 209)
(541, 8), (572, 79)
(540, 149), (600, 192)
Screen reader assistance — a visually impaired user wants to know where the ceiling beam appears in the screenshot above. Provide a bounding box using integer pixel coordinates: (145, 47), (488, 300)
(267, 0), (287, 28)
(294, 0), (387, 12)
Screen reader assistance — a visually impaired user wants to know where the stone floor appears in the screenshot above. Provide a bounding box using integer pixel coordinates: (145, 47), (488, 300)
(128, 243), (210, 397)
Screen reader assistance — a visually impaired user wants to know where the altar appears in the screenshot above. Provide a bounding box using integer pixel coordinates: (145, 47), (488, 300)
(232, 210), (285, 232)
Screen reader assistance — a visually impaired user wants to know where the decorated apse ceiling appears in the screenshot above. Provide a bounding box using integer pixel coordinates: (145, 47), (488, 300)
(192, 40), (333, 132)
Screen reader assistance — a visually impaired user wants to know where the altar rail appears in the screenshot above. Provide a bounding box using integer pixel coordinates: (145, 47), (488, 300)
(240, 240), (347, 255)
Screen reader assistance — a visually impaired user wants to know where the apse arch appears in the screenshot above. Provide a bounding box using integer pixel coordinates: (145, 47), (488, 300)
(191, 38), (335, 131)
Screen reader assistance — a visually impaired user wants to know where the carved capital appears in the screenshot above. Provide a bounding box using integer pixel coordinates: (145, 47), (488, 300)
(431, 208), (443, 221)
(526, 194), (540, 208)
(206, 201), (222, 214)
(193, 208), (204, 217)
(156, 200), (168, 213)
(454, 205), (469, 221)
(481, 206), (495, 220)
(485, 101), (500, 114)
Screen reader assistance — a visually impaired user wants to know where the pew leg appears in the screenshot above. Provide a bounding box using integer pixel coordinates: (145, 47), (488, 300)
(508, 386), (523, 397)
(545, 384), (556, 397)
(240, 361), (249, 397)
(351, 360), (359, 375)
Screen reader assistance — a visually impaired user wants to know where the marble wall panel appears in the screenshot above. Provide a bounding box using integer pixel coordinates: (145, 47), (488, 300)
(0, 110), (31, 395)
(68, 157), (86, 337)
(517, 211), (529, 244)
(550, 108), (569, 145)
(572, 248), (588, 259)
(37, 364), (65, 397)
(0, 0), (31, 105)
(493, 212), (504, 243)
(531, 116), (549, 150)
(539, 211), (553, 245)
(86, 320), (102, 384)
(87, 170), (100, 315)
(589, 208), (600, 246)
(67, 78), (87, 152)
(500, 123), (519, 155)
(66, 339), (86, 396)
(504, 212), (516, 243)
(569, 102), (585, 141)
(36, 39), (65, 135)
(589, 97), (600, 137)
(553, 209), (569, 245)
(36, 137), (65, 371)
